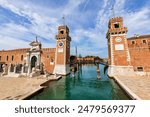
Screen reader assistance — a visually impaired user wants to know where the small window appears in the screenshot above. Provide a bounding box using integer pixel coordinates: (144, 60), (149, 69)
(142, 40), (147, 44)
(114, 23), (119, 28)
(137, 67), (143, 71)
(21, 55), (23, 61)
(6, 56), (9, 61)
(131, 40), (136, 45)
(0, 56), (1, 61)
(47, 55), (50, 58)
(60, 30), (64, 34)
(51, 58), (54, 62)
(12, 55), (14, 61)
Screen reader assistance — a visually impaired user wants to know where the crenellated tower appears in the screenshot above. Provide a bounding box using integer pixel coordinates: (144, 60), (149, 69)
(106, 17), (134, 77)
(53, 25), (71, 75)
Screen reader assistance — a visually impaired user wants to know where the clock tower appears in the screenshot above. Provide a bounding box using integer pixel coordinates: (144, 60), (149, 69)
(54, 25), (71, 75)
(106, 17), (134, 77)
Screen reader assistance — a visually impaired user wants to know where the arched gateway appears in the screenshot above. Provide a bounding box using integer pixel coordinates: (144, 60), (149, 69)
(26, 39), (42, 74)
(31, 56), (37, 70)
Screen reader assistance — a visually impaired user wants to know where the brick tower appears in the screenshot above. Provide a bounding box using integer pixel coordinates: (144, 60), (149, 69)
(53, 25), (71, 75)
(106, 17), (134, 77)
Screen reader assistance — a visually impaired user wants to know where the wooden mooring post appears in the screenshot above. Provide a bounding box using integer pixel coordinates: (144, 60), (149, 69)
(96, 64), (101, 79)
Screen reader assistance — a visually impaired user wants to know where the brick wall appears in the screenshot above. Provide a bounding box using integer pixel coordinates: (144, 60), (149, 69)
(128, 35), (150, 72)
(41, 48), (55, 73)
(0, 48), (56, 73)
(0, 48), (29, 65)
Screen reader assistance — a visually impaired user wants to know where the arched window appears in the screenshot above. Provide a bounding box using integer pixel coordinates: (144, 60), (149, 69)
(6, 56), (9, 61)
(21, 55), (23, 61)
(12, 55), (14, 61)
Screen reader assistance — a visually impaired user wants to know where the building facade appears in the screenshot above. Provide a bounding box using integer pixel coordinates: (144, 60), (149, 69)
(128, 35), (150, 75)
(107, 17), (150, 77)
(0, 25), (71, 76)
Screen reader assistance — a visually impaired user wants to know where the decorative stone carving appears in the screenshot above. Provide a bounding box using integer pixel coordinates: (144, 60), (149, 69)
(29, 67), (40, 78)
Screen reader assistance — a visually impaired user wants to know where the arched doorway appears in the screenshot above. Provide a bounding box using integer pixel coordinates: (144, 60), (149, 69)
(31, 56), (37, 70)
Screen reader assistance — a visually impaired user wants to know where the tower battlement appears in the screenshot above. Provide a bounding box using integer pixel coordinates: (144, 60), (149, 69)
(107, 17), (128, 38)
(109, 17), (123, 24)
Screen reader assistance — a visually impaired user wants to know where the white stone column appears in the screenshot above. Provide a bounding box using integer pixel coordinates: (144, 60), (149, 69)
(38, 54), (41, 66)
(14, 64), (17, 74)
(8, 63), (11, 75)
(21, 65), (24, 74)
(27, 62), (31, 75)
(26, 53), (30, 66)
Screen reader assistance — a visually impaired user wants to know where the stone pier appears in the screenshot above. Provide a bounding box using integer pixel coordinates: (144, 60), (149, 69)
(0, 75), (62, 100)
(113, 75), (150, 100)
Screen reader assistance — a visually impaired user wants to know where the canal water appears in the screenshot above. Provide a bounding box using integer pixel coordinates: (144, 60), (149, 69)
(31, 65), (130, 100)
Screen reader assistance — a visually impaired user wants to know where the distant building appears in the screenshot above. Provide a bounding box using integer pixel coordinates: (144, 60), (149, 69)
(77, 56), (104, 64)
(107, 17), (150, 77)
(0, 25), (71, 76)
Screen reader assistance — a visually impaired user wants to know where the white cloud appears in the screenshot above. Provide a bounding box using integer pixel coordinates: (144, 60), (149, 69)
(0, 35), (29, 50)
(124, 8), (150, 37)
(0, 0), (149, 57)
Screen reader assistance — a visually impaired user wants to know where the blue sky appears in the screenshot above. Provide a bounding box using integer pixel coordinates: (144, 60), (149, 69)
(0, 0), (150, 57)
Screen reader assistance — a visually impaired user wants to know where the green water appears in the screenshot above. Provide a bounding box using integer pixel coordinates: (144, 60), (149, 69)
(31, 65), (130, 100)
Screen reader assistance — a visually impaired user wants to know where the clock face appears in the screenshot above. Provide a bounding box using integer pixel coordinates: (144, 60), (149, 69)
(58, 42), (63, 47)
(115, 37), (122, 42)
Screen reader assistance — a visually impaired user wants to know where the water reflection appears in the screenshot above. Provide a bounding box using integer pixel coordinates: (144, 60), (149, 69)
(31, 64), (130, 100)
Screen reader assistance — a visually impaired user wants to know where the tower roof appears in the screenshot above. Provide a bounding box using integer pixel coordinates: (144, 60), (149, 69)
(58, 25), (69, 31)
(109, 17), (123, 25)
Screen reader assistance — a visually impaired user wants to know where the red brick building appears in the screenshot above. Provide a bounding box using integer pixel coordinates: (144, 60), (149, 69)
(0, 25), (71, 76)
(128, 35), (150, 73)
(107, 17), (150, 77)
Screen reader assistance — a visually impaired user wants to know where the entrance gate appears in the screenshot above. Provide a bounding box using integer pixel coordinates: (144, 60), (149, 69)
(31, 56), (37, 70)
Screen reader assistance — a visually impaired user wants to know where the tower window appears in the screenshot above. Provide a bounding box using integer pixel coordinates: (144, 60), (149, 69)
(131, 40), (136, 45)
(47, 55), (50, 58)
(51, 58), (54, 62)
(137, 67), (143, 71)
(0, 56), (1, 61)
(114, 23), (119, 28)
(6, 56), (9, 61)
(12, 55), (14, 61)
(21, 55), (23, 61)
(142, 40), (147, 44)
(60, 30), (64, 34)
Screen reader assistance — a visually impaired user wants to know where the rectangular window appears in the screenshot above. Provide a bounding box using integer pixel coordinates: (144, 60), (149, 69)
(60, 30), (64, 34)
(131, 40), (136, 45)
(47, 55), (50, 58)
(142, 40), (147, 44)
(114, 23), (119, 28)
(137, 67), (144, 72)
(0, 56), (1, 61)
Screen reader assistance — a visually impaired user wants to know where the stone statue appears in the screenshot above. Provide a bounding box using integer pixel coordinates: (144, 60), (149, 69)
(39, 63), (44, 74)
(30, 67), (40, 78)
(1, 64), (8, 76)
